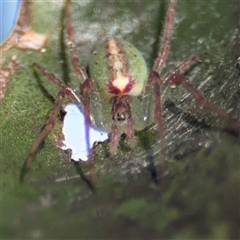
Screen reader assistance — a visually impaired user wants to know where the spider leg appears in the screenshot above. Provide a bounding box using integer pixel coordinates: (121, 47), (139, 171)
(34, 63), (67, 89)
(163, 53), (208, 85)
(65, 0), (97, 137)
(64, 0), (88, 83)
(126, 118), (135, 149)
(34, 66), (97, 164)
(166, 72), (239, 135)
(80, 79), (98, 168)
(34, 63), (81, 103)
(25, 88), (66, 170)
(153, 0), (176, 74)
(147, 0), (177, 174)
(148, 71), (166, 172)
(65, 0), (109, 133)
(59, 0), (99, 176)
(81, 78), (96, 125)
(110, 124), (121, 156)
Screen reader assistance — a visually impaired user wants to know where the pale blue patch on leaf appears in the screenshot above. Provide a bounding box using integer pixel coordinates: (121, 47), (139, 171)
(60, 103), (109, 161)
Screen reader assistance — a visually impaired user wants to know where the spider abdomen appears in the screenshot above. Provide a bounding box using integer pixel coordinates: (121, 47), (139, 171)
(89, 38), (148, 97)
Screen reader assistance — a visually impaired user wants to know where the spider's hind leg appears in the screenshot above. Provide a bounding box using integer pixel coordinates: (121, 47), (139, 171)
(147, 71), (166, 172)
(164, 55), (239, 135)
(142, 0), (177, 175)
(24, 88), (66, 170)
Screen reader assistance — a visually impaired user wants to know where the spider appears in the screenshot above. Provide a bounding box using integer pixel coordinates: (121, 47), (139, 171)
(25, 0), (238, 179)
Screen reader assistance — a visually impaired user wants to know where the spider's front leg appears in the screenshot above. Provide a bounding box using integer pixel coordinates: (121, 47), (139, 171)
(64, 0), (97, 131)
(80, 78), (97, 163)
(65, 0), (99, 161)
(81, 78), (96, 126)
(109, 119), (135, 156)
(65, 1), (110, 184)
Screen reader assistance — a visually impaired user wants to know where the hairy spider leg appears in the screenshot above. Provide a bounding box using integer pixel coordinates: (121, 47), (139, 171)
(109, 116), (136, 156)
(147, 71), (166, 170)
(80, 78), (97, 165)
(34, 63), (68, 90)
(126, 117), (135, 148)
(110, 124), (120, 156)
(166, 71), (239, 135)
(25, 65), (80, 169)
(65, 0), (96, 113)
(64, 0), (99, 165)
(149, 53), (206, 170)
(162, 53), (208, 83)
(161, 52), (239, 135)
(80, 78), (96, 126)
(153, 0), (176, 74)
(25, 88), (66, 170)
(33, 64), (102, 161)
(64, 0), (87, 82)
(147, 0), (177, 171)
(23, 64), (97, 186)
(65, 1), (109, 187)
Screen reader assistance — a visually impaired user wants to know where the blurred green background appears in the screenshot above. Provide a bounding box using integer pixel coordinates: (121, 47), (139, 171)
(1, 0), (239, 239)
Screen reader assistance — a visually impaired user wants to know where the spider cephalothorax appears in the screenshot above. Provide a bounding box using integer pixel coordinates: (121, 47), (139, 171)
(110, 95), (132, 122)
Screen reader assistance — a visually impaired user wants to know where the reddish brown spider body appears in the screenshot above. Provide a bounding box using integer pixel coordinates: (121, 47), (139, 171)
(24, 0), (238, 181)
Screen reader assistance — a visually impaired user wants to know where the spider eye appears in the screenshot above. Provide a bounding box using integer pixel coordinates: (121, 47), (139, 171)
(110, 95), (132, 122)
(117, 112), (126, 121)
(113, 112), (131, 122)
